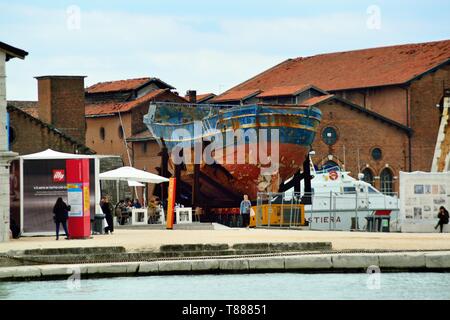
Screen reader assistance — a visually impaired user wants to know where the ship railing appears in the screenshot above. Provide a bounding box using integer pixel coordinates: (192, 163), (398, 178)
(148, 101), (316, 117)
(148, 101), (243, 113)
(314, 166), (342, 174)
(255, 191), (400, 232)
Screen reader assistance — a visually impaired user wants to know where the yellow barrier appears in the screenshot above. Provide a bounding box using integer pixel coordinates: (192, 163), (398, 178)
(250, 203), (305, 227)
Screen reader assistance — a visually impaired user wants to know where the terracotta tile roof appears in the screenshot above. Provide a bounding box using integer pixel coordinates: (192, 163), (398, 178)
(256, 85), (312, 98)
(183, 93), (216, 103)
(126, 130), (155, 142)
(299, 94), (334, 106)
(210, 89), (261, 103)
(217, 39), (450, 97)
(85, 89), (171, 116)
(86, 77), (174, 94)
(196, 93), (216, 103)
(8, 100), (38, 118)
(85, 89), (188, 116)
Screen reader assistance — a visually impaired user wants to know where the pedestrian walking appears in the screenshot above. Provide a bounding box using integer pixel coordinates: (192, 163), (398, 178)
(101, 196), (114, 234)
(53, 197), (70, 240)
(239, 194), (252, 228)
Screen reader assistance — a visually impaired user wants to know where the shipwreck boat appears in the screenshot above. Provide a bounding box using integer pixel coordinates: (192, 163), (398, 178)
(143, 102), (321, 206)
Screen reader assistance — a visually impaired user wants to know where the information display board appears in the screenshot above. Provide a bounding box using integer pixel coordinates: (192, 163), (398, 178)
(399, 171), (450, 232)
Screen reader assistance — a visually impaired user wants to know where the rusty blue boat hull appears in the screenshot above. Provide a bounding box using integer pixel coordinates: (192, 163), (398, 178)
(144, 103), (321, 200)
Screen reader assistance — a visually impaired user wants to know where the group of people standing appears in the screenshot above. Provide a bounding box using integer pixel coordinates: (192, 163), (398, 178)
(114, 198), (142, 226)
(51, 195), (142, 239)
(101, 196), (143, 233)
(51, 195), (449, 240)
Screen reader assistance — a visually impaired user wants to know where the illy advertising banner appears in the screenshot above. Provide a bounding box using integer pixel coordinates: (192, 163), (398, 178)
(20, 158), (96, 234)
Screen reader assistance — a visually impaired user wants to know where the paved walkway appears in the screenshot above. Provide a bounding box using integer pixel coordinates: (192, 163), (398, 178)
(1, 229), (450, 253)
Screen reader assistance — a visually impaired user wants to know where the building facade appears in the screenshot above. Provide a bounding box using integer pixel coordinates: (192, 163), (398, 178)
(211, 39), (450, 193)
(1, 41), (27, 241)
(85, 77), (189, 201)
(7, 76), (93, 155)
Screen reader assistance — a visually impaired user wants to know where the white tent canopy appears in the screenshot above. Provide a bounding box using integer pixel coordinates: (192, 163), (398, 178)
(99, 166), (169, 184)
(127, 180), (145, 187)
(20, 148), (95, 160)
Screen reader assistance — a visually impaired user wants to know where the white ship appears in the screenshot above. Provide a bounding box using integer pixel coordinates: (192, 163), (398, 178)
(282, 167), (400, 231)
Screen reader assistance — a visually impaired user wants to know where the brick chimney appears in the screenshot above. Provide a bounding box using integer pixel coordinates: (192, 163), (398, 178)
(35, 75), (86, 144)
(186, 90), (197, 103)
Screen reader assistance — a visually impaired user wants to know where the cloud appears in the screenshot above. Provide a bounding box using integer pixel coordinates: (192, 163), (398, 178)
(1, 3), (447, 100)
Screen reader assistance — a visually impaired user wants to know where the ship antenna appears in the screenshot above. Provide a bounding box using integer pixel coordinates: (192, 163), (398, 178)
(343, 144), (346, 171)
(309, 150), (316, 177)
(357, 147), (361, 175)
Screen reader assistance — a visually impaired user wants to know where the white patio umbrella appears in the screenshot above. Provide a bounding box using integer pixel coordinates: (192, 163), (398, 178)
(127, 180), (145, 187)
(100, 166), (168, 207)
(99, 166), (169, 184)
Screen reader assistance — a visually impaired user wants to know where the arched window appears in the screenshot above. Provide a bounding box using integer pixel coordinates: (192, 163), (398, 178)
(142, 142), (148, 154)
(371, 148), (382, 160)
(362, 168), (374, 186)
(380, 168), (393, 194)
(322, 127), (338, 145)
(99, 127), (105, 140)
(118, 126), (124, 139)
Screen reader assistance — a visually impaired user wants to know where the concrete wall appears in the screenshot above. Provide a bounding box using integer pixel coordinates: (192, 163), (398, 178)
(3, 251), (450, 281)
(0, 51), (8, 242)
(0, 52), (6, 151)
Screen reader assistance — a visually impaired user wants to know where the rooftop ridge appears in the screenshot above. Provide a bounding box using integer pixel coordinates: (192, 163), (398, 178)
(292, 38), (450, 61)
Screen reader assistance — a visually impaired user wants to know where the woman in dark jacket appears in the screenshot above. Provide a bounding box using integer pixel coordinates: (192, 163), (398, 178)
(435, 206), (449, 233)
(101, 196), (114, 234)
(53, 197), (70, 240)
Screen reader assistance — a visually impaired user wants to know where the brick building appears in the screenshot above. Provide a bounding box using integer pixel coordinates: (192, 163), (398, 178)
(211, 39), (450, 193)
(11, 76), (189, 201)
(85, 77), (188, 200)
(7, 76), (92, 155)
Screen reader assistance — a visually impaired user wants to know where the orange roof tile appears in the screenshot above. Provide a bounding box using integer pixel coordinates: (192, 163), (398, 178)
(300, 94), (334, 106)
(8, 100), (38, 118)
(86, 77), (151, 93)
(85, 89), (171, 116)
(256, 85), (312, 98)
(210, 89), (261, 103)
(86, 77), (175, 94)
(196, 93), (216, 102)
(183, 93), (216, 103)
(126, 130), (155, 142)
(216, 39), (450, 99)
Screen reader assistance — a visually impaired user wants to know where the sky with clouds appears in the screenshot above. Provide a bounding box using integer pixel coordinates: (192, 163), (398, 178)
(1, 0), (449, 100)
